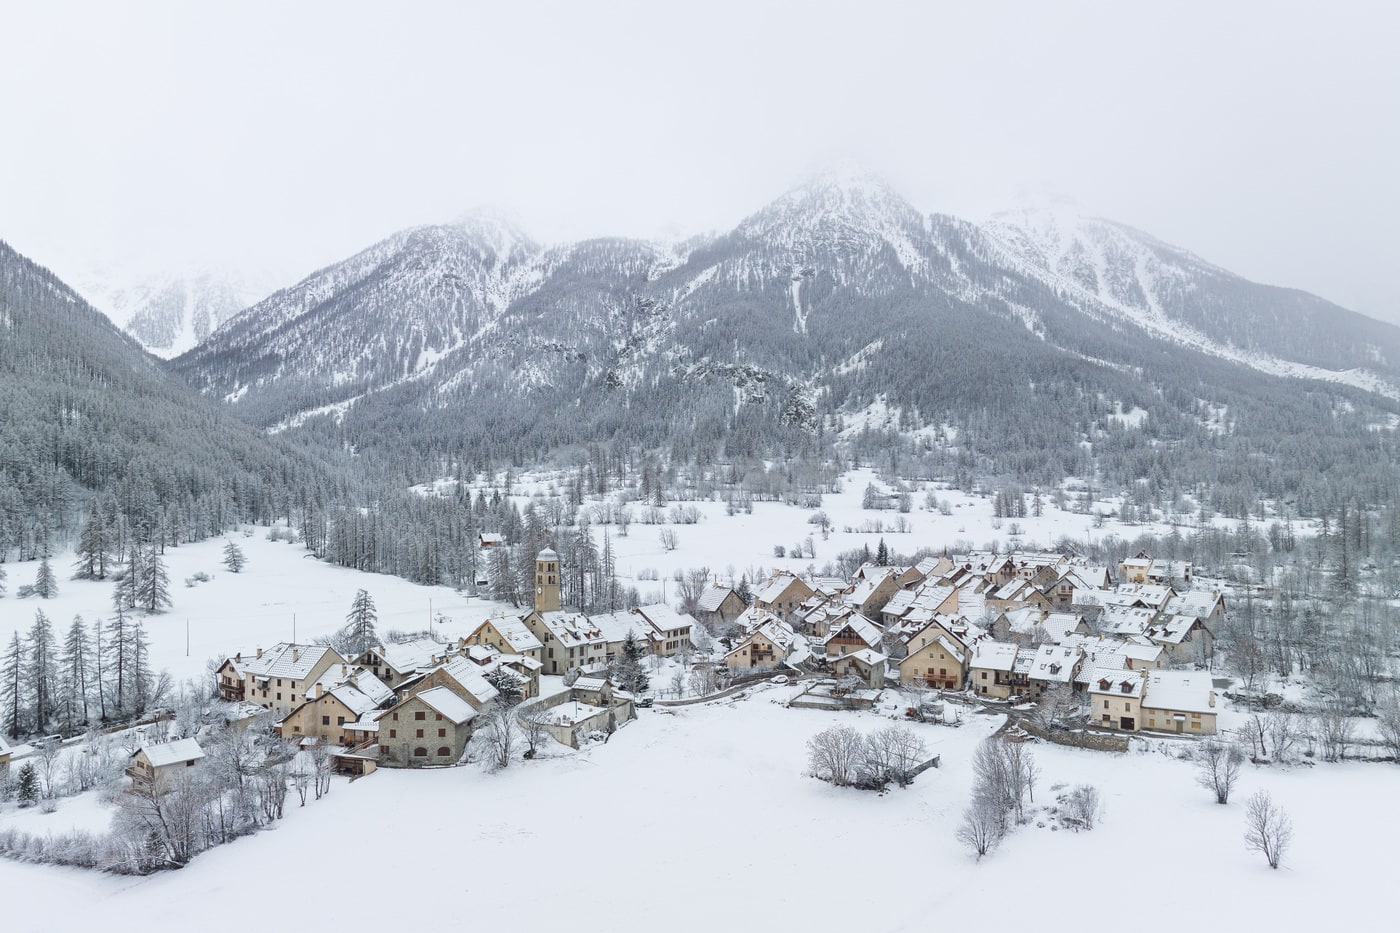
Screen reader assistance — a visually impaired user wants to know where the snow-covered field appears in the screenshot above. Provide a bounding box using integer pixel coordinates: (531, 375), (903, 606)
(0, 687), (1392, 931)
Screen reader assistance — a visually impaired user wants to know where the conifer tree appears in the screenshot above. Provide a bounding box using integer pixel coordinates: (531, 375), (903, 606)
(60, 614), (92, 730)
(338, 589), (379, 656)
(16, 762), (38, 807)
(27, 610), (56, 731)
(2, 631), (24, 737)
(137, 542), (172, 613)
(222, 540), (247, 573)
(73, 500), (111, 580)
(33, 556), (58, 599)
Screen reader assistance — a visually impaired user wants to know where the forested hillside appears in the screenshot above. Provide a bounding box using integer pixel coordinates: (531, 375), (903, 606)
(0, 242), (339, 562)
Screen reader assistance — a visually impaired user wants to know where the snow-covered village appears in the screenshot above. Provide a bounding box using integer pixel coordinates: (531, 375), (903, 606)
(4, 3), (1400, 931)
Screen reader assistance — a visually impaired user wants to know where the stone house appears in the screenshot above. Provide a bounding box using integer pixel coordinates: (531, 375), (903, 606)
(277, 670), (394, 747)
(522, 611), (608, 676)
(753, 572), (814, 617)
(694, 585), (747, 631)
(821, 614), (884, 658)
(403, 656), (500, 711)
(461, 616), (545, 664)
(376, 687), (477, 767)
(226, 643), (346, 720)
(829, 648), (887, 689)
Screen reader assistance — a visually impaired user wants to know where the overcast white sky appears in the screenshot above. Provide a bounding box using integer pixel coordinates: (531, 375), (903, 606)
(2, 1), (1397, 320)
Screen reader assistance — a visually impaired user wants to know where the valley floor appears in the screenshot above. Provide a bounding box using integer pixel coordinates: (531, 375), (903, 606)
(1, 686), (1392, 932)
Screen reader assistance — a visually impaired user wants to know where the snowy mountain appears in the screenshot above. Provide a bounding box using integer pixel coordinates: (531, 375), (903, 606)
(0, 241), (333, 548)
(50, 262), (288, 359)
(168, 174), (1400, 502)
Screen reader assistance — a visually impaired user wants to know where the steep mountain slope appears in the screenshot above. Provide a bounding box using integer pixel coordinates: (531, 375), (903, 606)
(63, 265), (287, 359)
(174, 217), (542, 428)
(0, 241), (334, 551)
(168, 175), (1400, 511)
(985, 207), (1400, 395)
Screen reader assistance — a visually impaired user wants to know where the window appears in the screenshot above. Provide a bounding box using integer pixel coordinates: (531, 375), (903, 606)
(415, 711), (426, 721)
(392, 712), (399, 721)
(416, 729), (424, 738)
(277, 693), (282, 700)
(389, 729), (396, 738)
(277, 679), (283, 687)
(337, 716), (345, 726)
(414, 747), (428, 757)
(322, 715), (330, 726)
(436, 713), (443, 721)
(980, 672), (988, 680)
(437, 747), (451, 757)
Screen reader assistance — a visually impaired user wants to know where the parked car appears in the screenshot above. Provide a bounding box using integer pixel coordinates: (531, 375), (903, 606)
(772, 674), (789, 685)
(636, 697), (654, 708)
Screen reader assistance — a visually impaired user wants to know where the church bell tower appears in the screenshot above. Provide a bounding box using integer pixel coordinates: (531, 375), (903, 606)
(535, 547), (560, 613)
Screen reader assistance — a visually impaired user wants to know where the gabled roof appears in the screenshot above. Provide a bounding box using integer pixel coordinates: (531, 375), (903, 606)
(1088, 667), (1144, 698)
(754, 572), (810, 605)
(539, 612), (605, 648)
(1165, 589), (1224, 619)
(436, 657), (500, 706)
(136, 738), (205, 768)
(386, 686), (476, 725)
(696, 585), (739, 613)
(822, 613), (883, 649)
(1041, 612), (1087, 643)
(634, 604), (695, 635)
(241, 643), (340, 681)
(375, 638), (445, 674)
(1143, 670), (1216, 714)
(590, 611), (650, 645)
(1027, 644), (1081, 683)
(839, 648), (887, 669)
(481, 616), (544, 653)
(970, 640), (1018, 672)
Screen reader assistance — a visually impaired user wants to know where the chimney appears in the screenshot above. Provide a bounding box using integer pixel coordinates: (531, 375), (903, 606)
(256, 646), (263, 659)
(1209, 690), (1216, 708)
(293, 649), (300, 662)
(316, 683), (324, 698)
(341, 664), (348, 679)
(234, 652), (241, 663)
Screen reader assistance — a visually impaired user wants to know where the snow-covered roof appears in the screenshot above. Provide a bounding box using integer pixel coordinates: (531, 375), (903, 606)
(696, 585), (738, 613)
(309, 665), (394, 705)
(755, 572), (808, 605)
(971, 640), (1018, 672)
(1165, 589), (1223, 619)
(590, 610), (650, 646)
(1088, 668), (1144, 698)
(1041, 612), (1086, 643)
(482, 616), (544, 653)
(1100, 605), (1158, 636)
(242, 643), (337, 681)
(1000, 606), (1044, 636)
(822, 613), (883, 650)
(399, 686), (477, 725)
(1028, 645), (1080, 683)
(538, 547), (559, 561)
(539, 612), (606, 648)
(1013, 646), (1038, 675)
(634, 604), (695, 635)
(839, 647), (887, 669)
(495, 653), (543, 672)
(0, 735), (12, 756)
(375, 638), (445, 674)
(1143, 670), (1216, 714)
(136, 738), (205, 768)
(436, 657), (500, 706)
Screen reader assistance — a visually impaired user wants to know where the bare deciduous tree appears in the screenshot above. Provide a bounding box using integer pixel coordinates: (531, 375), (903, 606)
(1062, 784), (1103, 831)
(1195, 738), (1245, 804)
(1244, 790), (1293, 869)
(956, 797), (1001, 860)
(806, 726), (866, 787)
